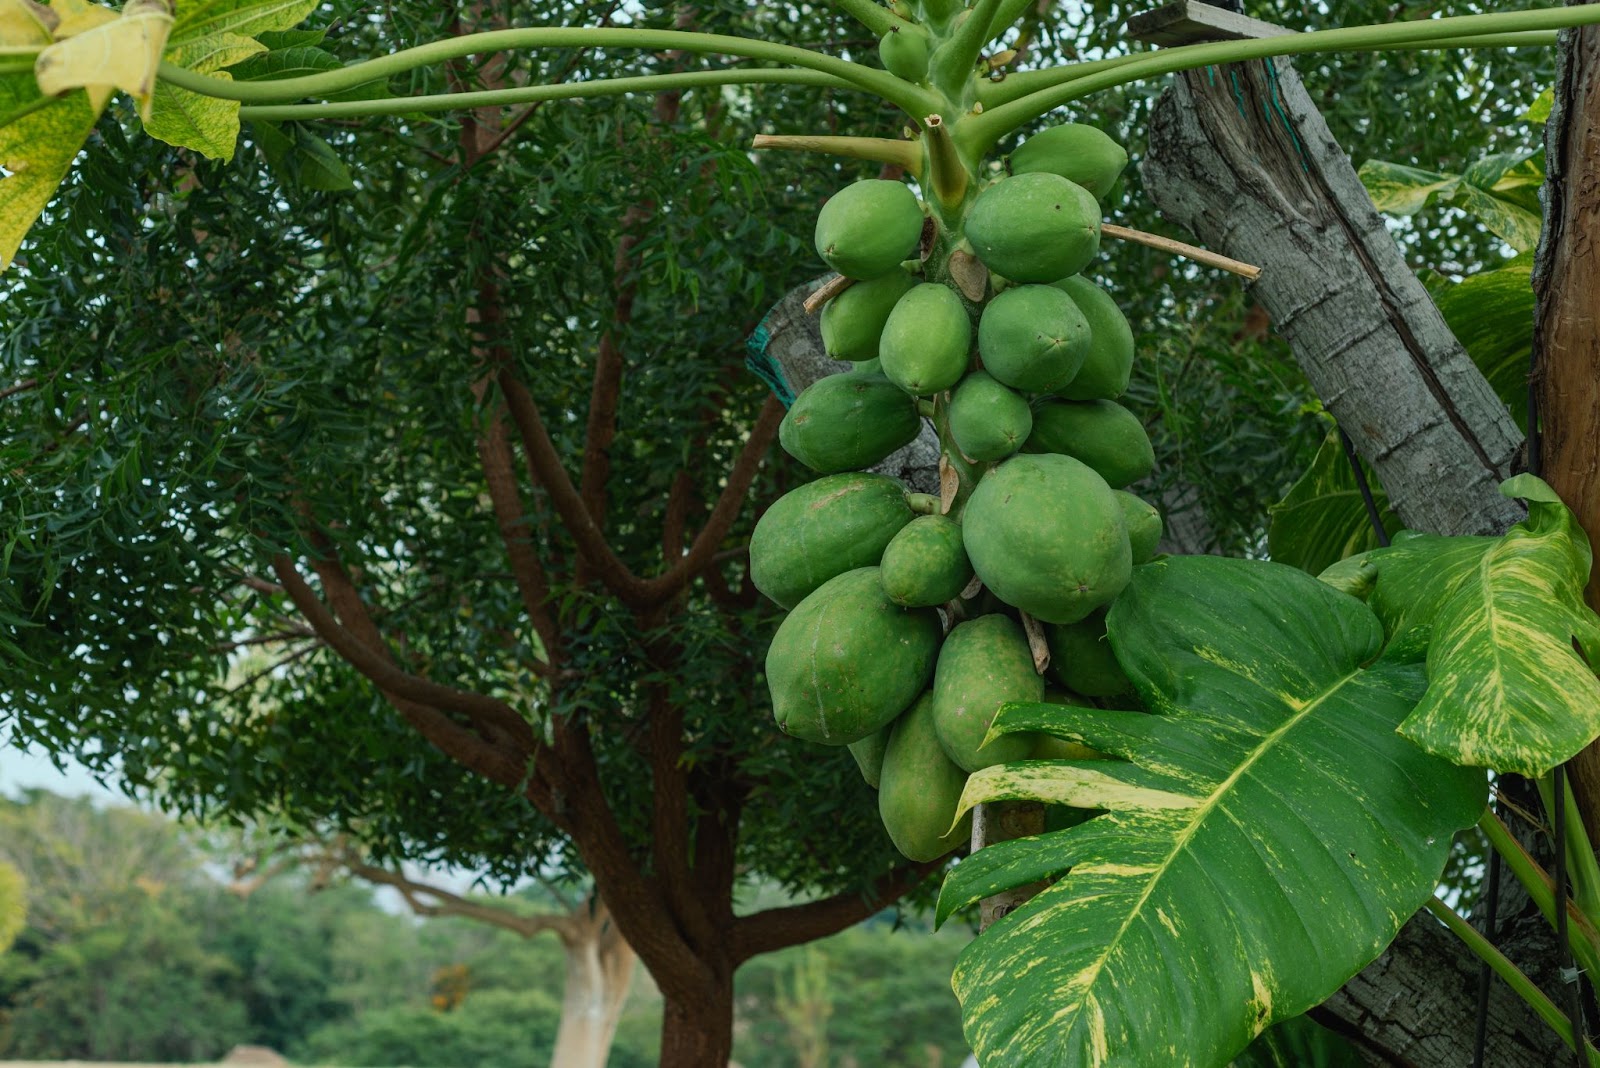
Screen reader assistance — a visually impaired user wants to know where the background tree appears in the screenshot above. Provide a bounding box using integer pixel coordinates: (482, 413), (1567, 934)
(0, 0), (1567, 1064)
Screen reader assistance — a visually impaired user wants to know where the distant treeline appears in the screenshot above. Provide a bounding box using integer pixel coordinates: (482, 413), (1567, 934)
(0, 790), (971, 1066)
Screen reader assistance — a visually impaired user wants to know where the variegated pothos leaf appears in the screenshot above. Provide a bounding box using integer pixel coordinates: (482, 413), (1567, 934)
(1397, 475), (1600, 776)
(937, 556), (1485, 1068)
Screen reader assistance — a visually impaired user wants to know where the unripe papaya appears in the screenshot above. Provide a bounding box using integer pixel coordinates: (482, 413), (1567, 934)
(849, 724), (892, 788)
(965, 173), (1101, 283)
(1009, 123), (1129, 203)
(780, 372), (922, 474)
(879, 25), (930, 82)
(879, 283), (971, 395)
(932, 614), (1043, 772)
(879, 513), (973, 607)
(879, 693), (972, 861)
(767, 567), (941, 745)
(749, 472), (915, 609)
(1114, 490), (1163, 564)
(1045, 607), (1134, 699)
(821, 269), (917, 362)
(1051, 275), (1134, 401)
(962, 454), (1131, 625)
(1025, 398), (1154, 489)
(815, 180), (925, 280)
(948, 371), (1032, 462)
(977, 284), (1090, 393)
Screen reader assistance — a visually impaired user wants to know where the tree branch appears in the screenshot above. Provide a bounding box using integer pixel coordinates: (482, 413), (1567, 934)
(731, 858), (944, 963)
(345, 857), (578, 942)
(270, 554), (546, 797)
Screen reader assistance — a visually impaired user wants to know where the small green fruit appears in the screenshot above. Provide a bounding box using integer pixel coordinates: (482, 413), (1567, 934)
(1009, 123), (1129, 202)
(879, 25), (930, 82)
(949, 371), (1032, 462)
(965, 173), (1100, 283)
(814, 179), (925, 280)
(879, 283), (971, 396)
(978, 284), (1090, 393)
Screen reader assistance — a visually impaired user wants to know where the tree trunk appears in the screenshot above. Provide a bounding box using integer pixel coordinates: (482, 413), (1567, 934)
(551, 900), (638, 1068)
(1142, 49), (1565, 1068)
(658, 966), (735, 1068)
(1535, 9), (1600, 838)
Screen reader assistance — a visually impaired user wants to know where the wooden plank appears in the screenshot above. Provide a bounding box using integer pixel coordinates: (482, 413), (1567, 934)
(1126, 1), (1295, 47)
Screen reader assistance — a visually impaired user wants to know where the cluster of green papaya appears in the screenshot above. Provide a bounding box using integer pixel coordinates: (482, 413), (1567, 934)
(755, 121), (1162, 864)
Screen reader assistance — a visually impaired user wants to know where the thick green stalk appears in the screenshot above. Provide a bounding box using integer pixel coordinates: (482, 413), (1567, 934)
(750, 132), (922, 172)
(1425, 896), (1600, 1066)
(237, 69), (852, 122)
(829, 0), (907, 37)
(977, 30), (1560, 111)
(922, 113), (969, 212)
(1537, 773), (1600, 924)
(155, 26), (940, 116)
(927, 0), (1003, 95)
(983, 0), (1036, 43)
(960, 7), (1600, 155)
(1479, 808), (1600, 981)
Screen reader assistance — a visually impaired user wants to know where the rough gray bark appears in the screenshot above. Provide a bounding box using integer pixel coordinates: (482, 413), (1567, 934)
(1143, 52), (1562, 1068)
(1143, 57), (1524, 540)
(752, 279), (940, 495)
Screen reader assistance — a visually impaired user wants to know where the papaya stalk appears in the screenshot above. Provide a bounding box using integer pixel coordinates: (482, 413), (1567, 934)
(921, 114), (970, 214)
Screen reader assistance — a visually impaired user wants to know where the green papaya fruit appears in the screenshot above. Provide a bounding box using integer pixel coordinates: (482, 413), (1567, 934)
(821, 269), (918, 362)
(964, 173), (1101, 283)
(977, 284), (1090, 393)
(780, 372), (922, 474)
(814, 179), (925, 280)
(879, 693), (972, 862)
(962, 453), (1132, 625)
(932, 614), (1043, 772)
(948, 371), (1032, 462)
(878, 25), (930, 82)
(1051, 275), (1134, 401)
(1025, 398), (1154, 489)
(849, 724), (892, 788)
(1009, 123), (1129, 202)
(1045, 606), (1134, 699)
(879, 282), (971, 396)
(749, 472), (915, 609)
(879, 513), (973, 607)
(767, 567), (941, 745)
(1114, 490), (1162, 564)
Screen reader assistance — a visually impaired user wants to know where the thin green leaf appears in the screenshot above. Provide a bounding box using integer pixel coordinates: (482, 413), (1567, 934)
(941, 556), (1485, 1068)
(1268, 428), (1399, 575)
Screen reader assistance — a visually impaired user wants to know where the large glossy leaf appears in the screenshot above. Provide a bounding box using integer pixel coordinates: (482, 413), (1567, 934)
(1397, 476), (1600, 775)
(937, 556), (1485, 1068)
(1359, 152), (1542, 251)
(1422, 255), (1535, 431)
(1268, 428), (1398, 575)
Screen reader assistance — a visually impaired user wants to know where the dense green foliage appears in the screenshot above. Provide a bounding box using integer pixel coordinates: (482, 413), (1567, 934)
(0, 790), (974, 1065)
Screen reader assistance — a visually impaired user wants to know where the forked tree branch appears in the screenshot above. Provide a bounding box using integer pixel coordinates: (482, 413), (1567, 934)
(731, 858), (945, 963)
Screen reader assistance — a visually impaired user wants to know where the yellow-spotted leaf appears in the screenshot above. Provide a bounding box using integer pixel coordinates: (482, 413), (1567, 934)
(1, 0), (54, 44)
(937, 556), (1485, 1068)
(1398, 475), (1600, 776)
(0, 72), (100, 271)
(143, 32), (263, 159)
(143, 0), (318, 159)
(34, 0), (172, 117)
(46, 0), (116, 38)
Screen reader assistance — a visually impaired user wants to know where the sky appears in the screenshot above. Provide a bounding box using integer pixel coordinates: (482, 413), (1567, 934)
(0, 739), (127, 804)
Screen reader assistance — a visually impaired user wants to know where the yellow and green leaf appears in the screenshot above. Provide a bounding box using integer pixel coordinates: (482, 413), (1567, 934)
(1397, 476), (1600, 776)
(938, 556), (1485, 1068)
(0, 70), (99, 270)
(33, 0), (171, 116)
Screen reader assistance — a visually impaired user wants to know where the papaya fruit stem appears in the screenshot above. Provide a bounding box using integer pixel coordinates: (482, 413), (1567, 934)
(1101, 223), (1262, 281)
(827, 0), (910, 37)
(922, 114), (969, 213)
(752, 133), (923, 173)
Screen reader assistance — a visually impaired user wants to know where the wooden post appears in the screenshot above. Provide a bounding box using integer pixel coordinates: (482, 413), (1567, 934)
(1135, 6), (1561, 1065)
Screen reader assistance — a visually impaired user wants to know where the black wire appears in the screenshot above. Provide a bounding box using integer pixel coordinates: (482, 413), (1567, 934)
(1338, 427), (1392, 547)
